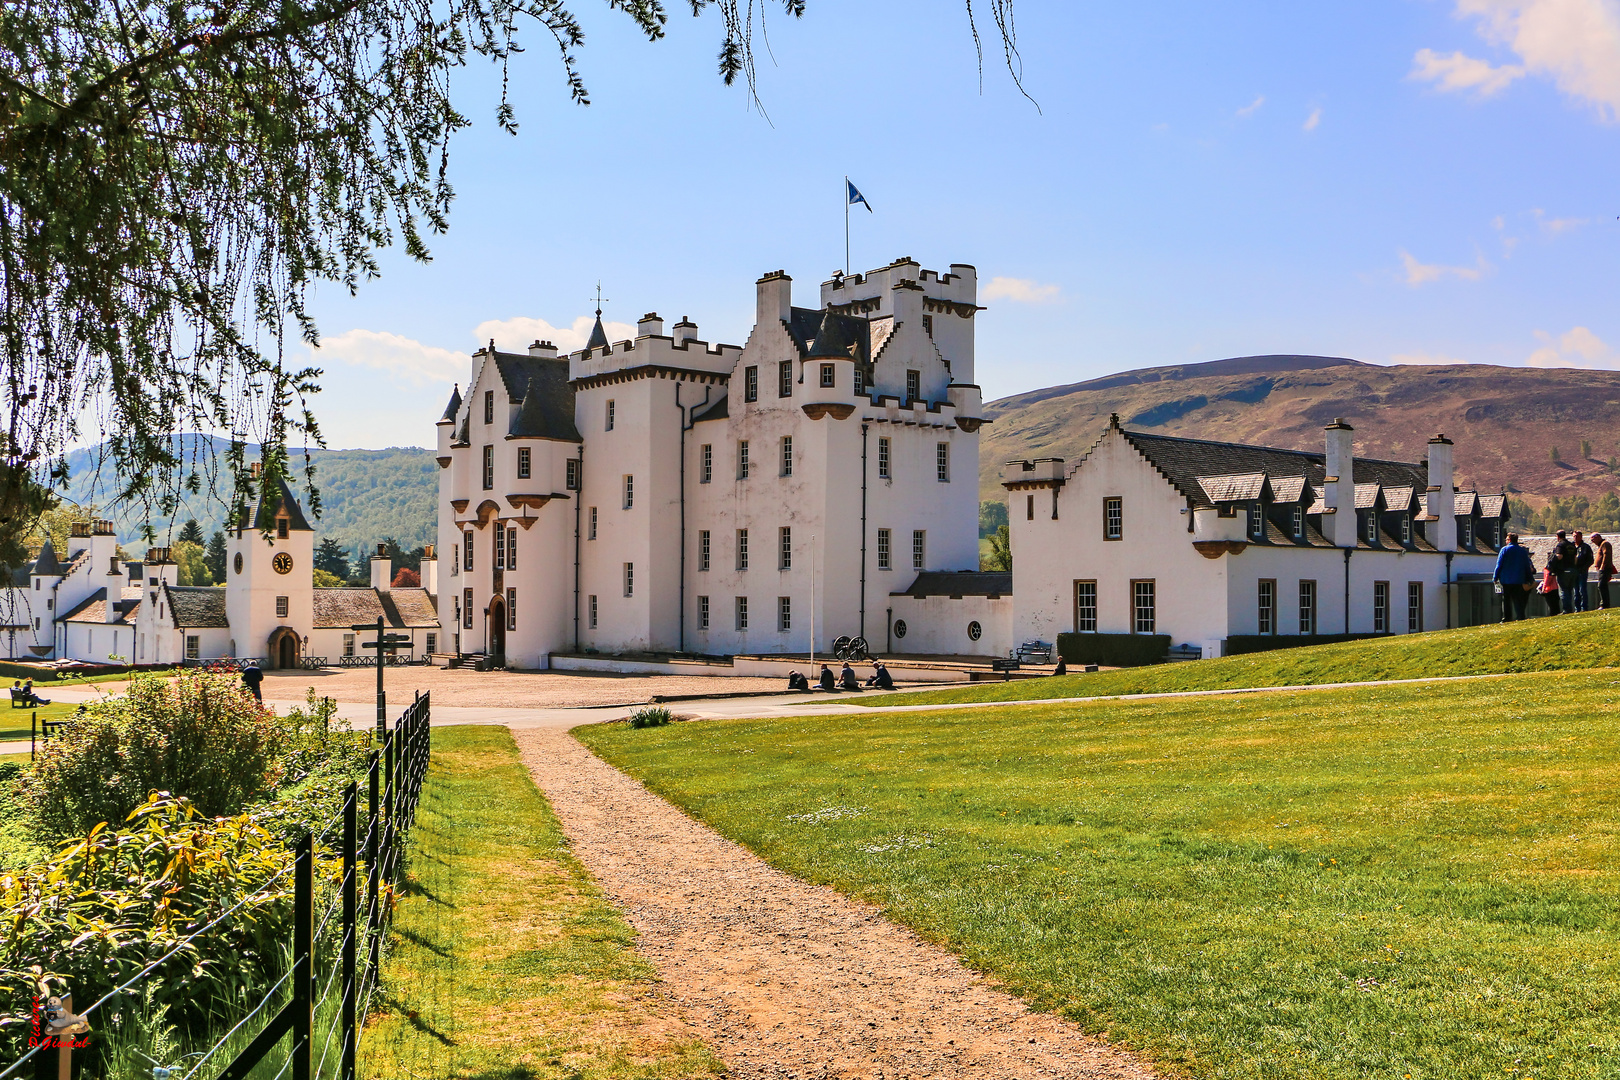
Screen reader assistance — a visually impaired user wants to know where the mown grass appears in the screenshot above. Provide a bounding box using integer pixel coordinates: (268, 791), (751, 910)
(578, 669), (1620, 1080)
(360, 726), (722, 1080)
(874, 607), (1620, 707)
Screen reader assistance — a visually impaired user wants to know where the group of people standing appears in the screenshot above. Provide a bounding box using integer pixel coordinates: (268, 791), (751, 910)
(1493, 530), (1615, 621)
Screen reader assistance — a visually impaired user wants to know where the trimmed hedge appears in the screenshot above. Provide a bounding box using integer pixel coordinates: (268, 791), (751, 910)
(1224, 633), (1390, 657)
(1056, 633), (1172, 668)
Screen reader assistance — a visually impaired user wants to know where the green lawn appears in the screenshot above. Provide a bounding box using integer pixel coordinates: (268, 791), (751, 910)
(578, 669), (1620, 1080)
(873, 607), (1620, 707)
(361, 726), (721, 1080)
(0, 700), (85, 741)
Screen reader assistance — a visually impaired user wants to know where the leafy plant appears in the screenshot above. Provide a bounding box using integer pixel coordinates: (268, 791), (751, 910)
(629, 706), (673, 729)
(26, 671), (285, 837)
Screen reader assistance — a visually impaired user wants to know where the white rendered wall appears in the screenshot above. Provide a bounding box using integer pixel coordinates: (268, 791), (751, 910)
(225, 526), (314, 663)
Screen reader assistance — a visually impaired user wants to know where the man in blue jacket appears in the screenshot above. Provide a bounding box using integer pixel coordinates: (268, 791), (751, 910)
(1493, 532), (1536, 622)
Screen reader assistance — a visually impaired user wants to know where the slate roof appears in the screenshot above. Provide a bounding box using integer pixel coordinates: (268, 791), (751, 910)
(895, 571), (1013, 598)
(1479, 494), (1507, 518)
(439, 385), (462, 423)
(60, 587), (141, 625)
(786, 307), (871, 363)
(1121, 429), (1433, 511)
(1196, 473), (1267, 502)
(1382, 486), (1416, 512)
(491, 352), (581, 443)
(586, 314), (609, 351)
(164, 585), (229, 627)
(32, 542), (61, 577)
(1353, 483), (1384, 510)
(242, 476), (314, 532)
(313, 588), (439, 629)
(691, 394), (730, 423)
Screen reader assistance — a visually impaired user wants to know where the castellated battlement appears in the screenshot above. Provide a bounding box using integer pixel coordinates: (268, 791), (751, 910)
(820, 257), (978, 310)
(568, 316), (742, 384)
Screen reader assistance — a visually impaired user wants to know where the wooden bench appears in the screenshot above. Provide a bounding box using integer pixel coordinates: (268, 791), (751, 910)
(9, 687), (45, 708)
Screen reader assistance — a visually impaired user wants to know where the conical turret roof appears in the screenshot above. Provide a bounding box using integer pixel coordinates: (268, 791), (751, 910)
(31, 541), (61, 577)
(586, 313), (610, 351)
(807, 313), (856, 359)
(439, 384), (462, 423)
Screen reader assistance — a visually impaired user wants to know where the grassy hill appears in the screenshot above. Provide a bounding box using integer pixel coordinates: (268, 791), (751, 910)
(978, 355), (1620, 516)
(59, 436), (436, 563)
(871, 608), (1620, 707)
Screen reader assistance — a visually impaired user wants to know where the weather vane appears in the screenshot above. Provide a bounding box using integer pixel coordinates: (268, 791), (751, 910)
(592, 281), (610, 318)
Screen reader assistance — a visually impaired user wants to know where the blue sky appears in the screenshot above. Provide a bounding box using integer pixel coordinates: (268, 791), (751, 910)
(301, 0), (1620, 449)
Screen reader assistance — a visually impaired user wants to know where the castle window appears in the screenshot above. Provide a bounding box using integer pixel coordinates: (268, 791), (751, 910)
(781, 436), (793, 477)
(698, 595), (710, 630)
(700, 444), (712, 483)
(566, 457), (580, 490)
(778, 360), (793, 398)
(482, 446), (494, 490)
(936, 442), (950, 482)
(507, 528), (517, 570)
(779, 526), (792, 571)
(699, 530), (710, 571)
(735, 595), (749, 631)
(1258, 579), (1274, 635)
(1365, 511), (1378, 544)
(820, 363), (835, 388)
(624, 563), (634, 597)
(738, 441), (750, 480)
(854, 366), (865, 395)
(1299, 580), (1317, 635)
(923, 313), (933, 336)
(912, 530), (926, 570)
(1104, 497), (1123, 541)
(1460, 517), (1474, 547)
(495, 529), (505, 570)
(464, 588), (473, 628)
(276, 595), (288, 618)
(1133, 580), (1156, 634)
(1401, 516), (1412, 543)
(1250, 503), (1265, 539)
(778, 596), (791, 632)
(589, 507), (597, 540)
(877, 529), (891, 570)
(507, 588), (516, 631)
(484, 390), (494, 425)
(589, 594), (598, 629)
(1074, 580), (1097, 633)
(426, 633), (436, 654)
(737, 529), (749, 571)
(877, 437), (890, 479)
(344, 633), (356, 658)
(906, 370), (920, 403)
(1374, 580), (1390, 634)
(518, 447), (531, 480)
(465, 533), (474, 570)
(1027, 494), (1034, 521)
(605, 399), (615, 431)
(744, 366), (758, 402)
(1292, 505), (1304, 539)
(1408, 582), (1424, 632)
(623, 474), (634, 510)
(185, 635), (200, 661)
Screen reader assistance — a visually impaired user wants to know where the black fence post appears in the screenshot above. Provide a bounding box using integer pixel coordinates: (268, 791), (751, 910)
(292, 833), (313, 1080)
(341, 782), (358, 1080)
(366, 747), (381, 978)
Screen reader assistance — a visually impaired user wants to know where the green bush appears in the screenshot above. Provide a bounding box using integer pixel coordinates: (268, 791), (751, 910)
(629, 705), (673, 729)
(1056, 633), (1171, 668)
(26, 670), (285, 838)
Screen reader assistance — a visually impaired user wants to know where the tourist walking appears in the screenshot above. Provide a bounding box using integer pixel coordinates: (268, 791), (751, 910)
(241, 660), (264, 702)
(1573, 531), (1595, 612)
(1595, 532), (1615, 610)
(1492, 533), (1535, 622)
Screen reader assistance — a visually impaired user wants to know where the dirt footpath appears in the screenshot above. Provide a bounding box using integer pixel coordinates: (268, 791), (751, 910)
(257, 665), (786, 708)
(514, 727), (1156, 1080)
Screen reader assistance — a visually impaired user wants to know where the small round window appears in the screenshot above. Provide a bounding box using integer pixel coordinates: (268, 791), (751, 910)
(234, 552), (244, 575)
(893, 619), (908, 639)
(967, 620), (982, 641)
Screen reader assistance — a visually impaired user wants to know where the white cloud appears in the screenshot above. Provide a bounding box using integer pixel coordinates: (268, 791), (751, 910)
(1398, 249), (1491, 285)
(1409, 47), (1526, 95)
(1237, 94), (1266, 117)
(1444, 0), (1620, 120)
(982, 276), (1061, 303)
(1390, 351), (1475, 365)
(311, 328), (465, 387)
(1533, 206), (1591, 232)
(1528, 325), (1620, 367)
(1303, 106), (1323, 131)
(473, 314), (638, 354)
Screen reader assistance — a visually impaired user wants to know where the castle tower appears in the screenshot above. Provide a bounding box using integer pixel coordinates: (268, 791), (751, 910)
(225, 470), (315, 668)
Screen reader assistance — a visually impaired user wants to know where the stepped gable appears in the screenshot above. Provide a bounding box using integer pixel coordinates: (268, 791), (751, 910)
(31, 541), (61, 577)
(1120, 428), (1428, 510)
(787, 307), (871, 362)
(243, 475), (313, 532)
(313, 587), (438, 628)
(897, 571), (1012, 598)
(506, 358), (582, 442)
(163, 585), (228, 627)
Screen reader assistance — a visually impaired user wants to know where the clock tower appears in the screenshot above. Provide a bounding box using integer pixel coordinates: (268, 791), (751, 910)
(225, 470), (316, 668)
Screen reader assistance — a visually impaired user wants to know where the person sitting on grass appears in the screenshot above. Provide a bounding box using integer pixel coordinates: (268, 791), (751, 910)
(1052, 657), (1068, 677)
(865, 662), (895, 690)
(787, 670), (810, 692)
(839, 662), (863, 691)
(818, 664), (837, 692)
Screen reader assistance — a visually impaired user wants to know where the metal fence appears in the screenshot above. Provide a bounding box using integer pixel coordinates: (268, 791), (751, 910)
(5, 693), (433, 1080)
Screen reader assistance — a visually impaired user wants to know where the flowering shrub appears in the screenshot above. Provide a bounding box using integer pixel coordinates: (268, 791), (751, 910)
(27, 671), (285, 838)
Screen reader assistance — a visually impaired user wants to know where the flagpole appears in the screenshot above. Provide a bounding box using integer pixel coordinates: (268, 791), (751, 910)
(844, 176), (850, 277)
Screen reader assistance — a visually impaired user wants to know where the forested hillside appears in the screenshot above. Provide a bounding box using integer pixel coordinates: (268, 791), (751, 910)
(59, 437), (436, 565)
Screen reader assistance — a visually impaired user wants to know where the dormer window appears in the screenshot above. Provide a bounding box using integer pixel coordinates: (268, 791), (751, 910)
(1461, 518), (1474, 547)
(1401, 516), (1412, 543)
(1292, 504), (1304, 539)
(1248, 503), (1264, 539)
(1364, 512), (1377, 543)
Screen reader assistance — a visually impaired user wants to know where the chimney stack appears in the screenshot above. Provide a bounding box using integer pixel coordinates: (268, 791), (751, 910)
(672, 317), (698, 345)
(1322, 418), (1357, 548)
(419, 544), (437, 596)
(756, 270), (792, 330)
(1427, 434), (1457, 552)
(370, 542), (392, 591)
(637, 312), (664, 337)
(527, 340), (558, 357)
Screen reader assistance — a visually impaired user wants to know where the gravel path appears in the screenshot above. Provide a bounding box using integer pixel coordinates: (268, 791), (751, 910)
(514, 726), (1157, 1080)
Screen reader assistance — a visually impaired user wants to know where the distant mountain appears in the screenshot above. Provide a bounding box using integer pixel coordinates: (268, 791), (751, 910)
(978, 355), (1620, 509)
(60, 436), (437, 563)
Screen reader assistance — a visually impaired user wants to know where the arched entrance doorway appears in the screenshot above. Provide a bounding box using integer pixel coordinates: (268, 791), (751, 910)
(487, 599), (506, 665)
(267, 627), (301, 670)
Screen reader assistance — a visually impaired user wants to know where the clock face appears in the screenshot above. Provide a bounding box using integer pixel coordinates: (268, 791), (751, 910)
(273, 552), (294, 575)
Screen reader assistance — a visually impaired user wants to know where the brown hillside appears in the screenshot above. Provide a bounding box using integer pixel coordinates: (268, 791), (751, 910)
(977, 356), (1620, 506)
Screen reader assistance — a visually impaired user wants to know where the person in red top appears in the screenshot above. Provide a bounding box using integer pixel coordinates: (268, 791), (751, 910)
(1594, 532), (1616, 611)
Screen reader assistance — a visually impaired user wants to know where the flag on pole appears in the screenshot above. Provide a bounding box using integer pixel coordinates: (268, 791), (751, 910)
(847, 180), (873, 213)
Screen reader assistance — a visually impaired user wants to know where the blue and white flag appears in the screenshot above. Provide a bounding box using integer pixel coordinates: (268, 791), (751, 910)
(847, 180), (873, 213)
